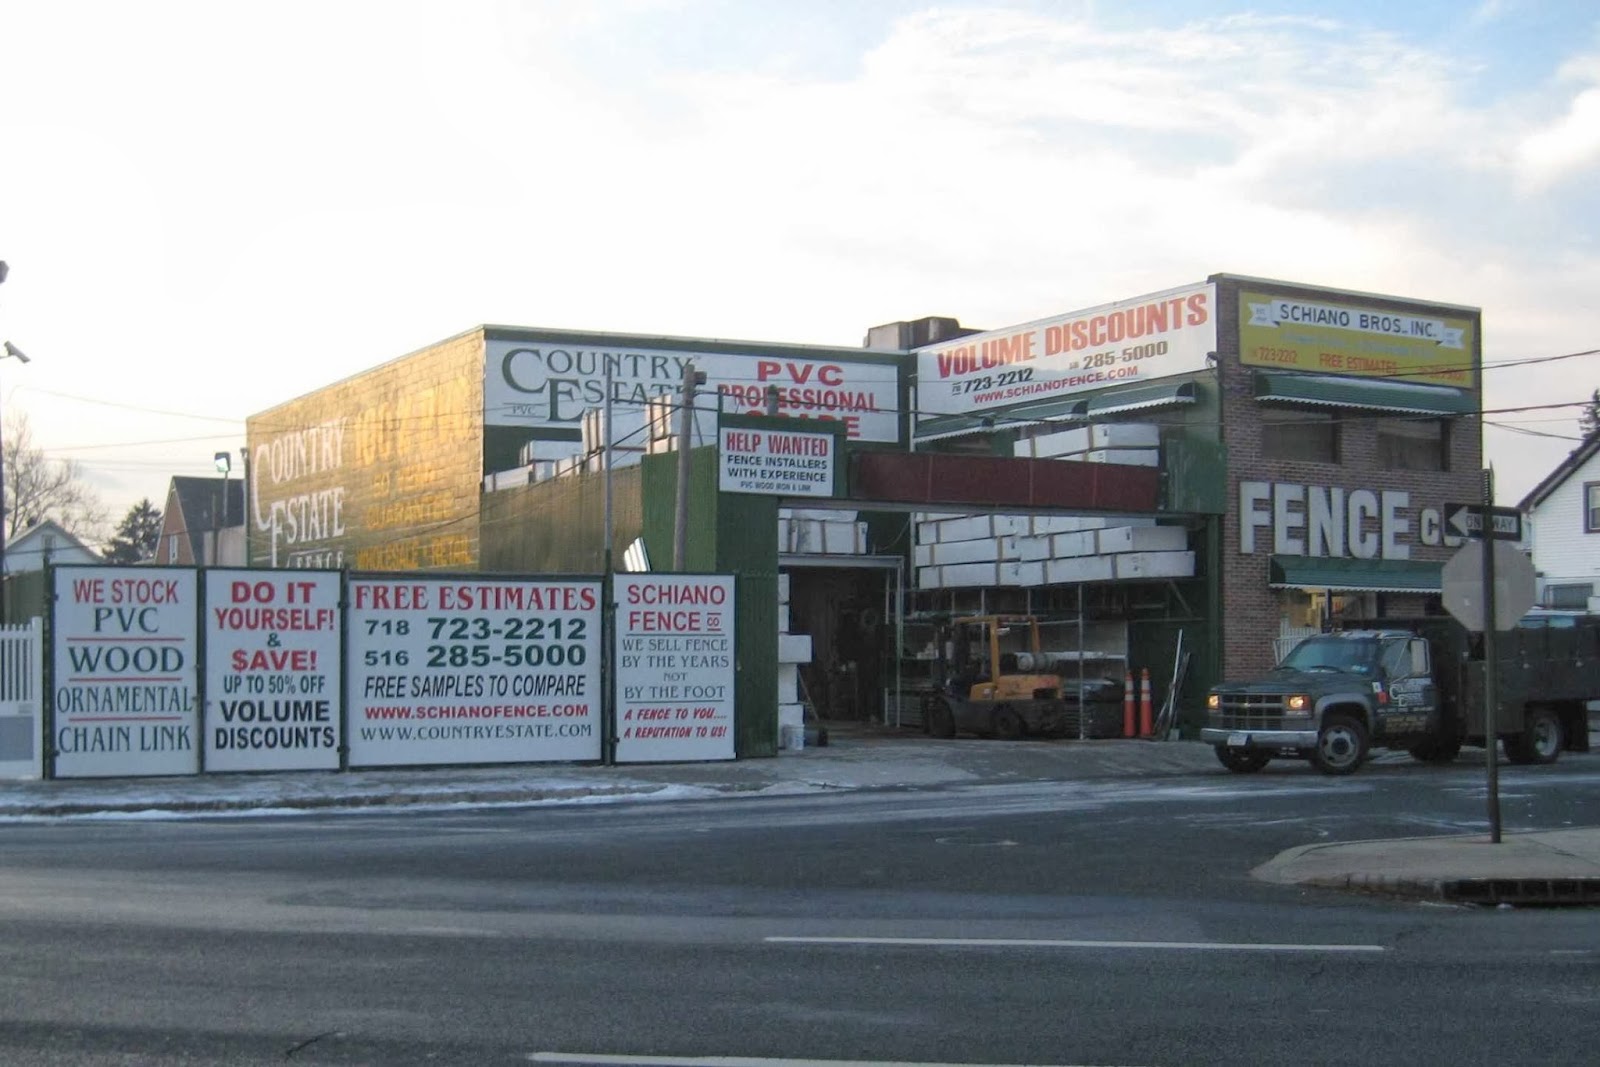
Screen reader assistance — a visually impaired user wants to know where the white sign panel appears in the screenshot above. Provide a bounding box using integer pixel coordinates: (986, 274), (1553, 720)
(346, 577), (602, 766)
(719, 427), (836, 497)
(615, 575), (736, 762)
(486, 339), (899, 442)
(204, 570), (342, 772)
(52, 567), (199, 778)
(916, 283), (1216, 422)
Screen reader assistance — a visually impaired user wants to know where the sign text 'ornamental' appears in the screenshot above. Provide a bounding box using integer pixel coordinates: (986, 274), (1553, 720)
(52, 567), (199, 778)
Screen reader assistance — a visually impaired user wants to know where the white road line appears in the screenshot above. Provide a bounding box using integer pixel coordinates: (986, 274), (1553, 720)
(529, 1056), (1136, 1067)
(763, 935), (1384, 953)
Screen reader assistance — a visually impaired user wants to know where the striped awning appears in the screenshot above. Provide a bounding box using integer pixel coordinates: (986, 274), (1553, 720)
(1269, 555), (1443, 593)
(1254, 371), (1474, 415)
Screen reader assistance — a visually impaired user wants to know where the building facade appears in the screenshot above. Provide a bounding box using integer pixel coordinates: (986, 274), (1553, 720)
(243, 276), (1484, 734)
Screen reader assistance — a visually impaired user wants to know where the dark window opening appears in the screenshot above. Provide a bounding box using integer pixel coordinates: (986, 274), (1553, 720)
(1377, 417), (1448, 472)
(1261, 406), (1338, 464)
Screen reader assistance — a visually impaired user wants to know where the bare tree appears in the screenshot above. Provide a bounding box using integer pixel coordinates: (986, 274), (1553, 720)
(2, 411), (108, 541)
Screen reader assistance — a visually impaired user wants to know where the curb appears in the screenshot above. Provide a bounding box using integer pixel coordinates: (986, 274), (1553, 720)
(1302, 873), (1600, 906)
(0, 783), (687, 819)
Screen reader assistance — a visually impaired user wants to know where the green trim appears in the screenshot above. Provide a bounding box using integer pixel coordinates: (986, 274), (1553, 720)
(1253, 371), (1475, 415)
(915, 377), (1202, 440)
(1087, 380), (1198, 415)
(1268, 555), (1443, 593)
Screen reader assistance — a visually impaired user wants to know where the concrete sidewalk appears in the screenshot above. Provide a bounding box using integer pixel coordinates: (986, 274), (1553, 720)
(3, 724), (1598, 905)
(1253, 828), (1600, 905)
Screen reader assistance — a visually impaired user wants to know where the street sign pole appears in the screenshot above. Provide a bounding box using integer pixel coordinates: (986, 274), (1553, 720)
(1480, 469), (1501, 844)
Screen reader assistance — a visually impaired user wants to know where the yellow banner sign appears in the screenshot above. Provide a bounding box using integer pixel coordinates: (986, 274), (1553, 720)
(1239, 291), (1476, 388)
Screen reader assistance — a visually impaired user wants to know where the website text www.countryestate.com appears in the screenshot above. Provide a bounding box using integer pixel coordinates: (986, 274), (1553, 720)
(358, 722), (594, 743)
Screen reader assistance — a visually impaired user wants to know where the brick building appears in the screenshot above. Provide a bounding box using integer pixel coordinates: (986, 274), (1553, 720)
(244, 277), (1482, 731)
(1211, 275), (1481, 677)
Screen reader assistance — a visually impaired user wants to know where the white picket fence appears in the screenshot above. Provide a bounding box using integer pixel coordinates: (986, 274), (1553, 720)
(0, 619), (43, 779)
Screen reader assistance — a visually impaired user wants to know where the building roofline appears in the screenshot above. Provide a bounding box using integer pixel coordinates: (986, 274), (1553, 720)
(1519, 431), (1600, 511)
(480, 323), (903, 363)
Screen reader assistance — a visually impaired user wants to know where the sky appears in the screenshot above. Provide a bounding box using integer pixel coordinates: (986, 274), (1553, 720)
(2, 0), (1598, 537)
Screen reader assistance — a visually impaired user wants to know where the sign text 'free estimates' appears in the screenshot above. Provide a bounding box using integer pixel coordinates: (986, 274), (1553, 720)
(615, 575), (736, 762)
(346, 577), (602, 766)
(52, 567), (199, 778)
(204, 570), (342, 772)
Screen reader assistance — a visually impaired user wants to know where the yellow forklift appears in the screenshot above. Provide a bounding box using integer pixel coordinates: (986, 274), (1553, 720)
(921, 615), (1069, 740)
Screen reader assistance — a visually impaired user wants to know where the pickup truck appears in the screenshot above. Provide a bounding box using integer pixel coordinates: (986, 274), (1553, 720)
(1201, 618), (1597, 775)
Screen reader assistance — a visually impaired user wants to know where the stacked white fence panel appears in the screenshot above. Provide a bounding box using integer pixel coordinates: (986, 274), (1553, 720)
(915, 423), (1191, 590)
(777, 571), (808, 751)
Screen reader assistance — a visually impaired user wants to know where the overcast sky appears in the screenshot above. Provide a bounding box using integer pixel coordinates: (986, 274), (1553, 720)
(2, 0), (1597, 530)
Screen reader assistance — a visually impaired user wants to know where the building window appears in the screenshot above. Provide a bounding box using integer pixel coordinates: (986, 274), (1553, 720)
(1377, 418), (1447, 471)
(1544, 583), (1593, 609)
(167, 534), (179, 563)
(1587, 483), (1600, 532)
(1261, 407), (1338, 464)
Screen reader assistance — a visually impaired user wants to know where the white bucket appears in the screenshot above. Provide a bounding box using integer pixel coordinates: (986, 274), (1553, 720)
(781, 724), (805, 752)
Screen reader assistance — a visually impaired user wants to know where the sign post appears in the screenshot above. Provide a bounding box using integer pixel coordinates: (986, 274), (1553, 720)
(1440, 482), (1533, 844)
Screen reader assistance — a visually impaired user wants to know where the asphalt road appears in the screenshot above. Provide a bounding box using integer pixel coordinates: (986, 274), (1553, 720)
(2, 757), (1599, 1066)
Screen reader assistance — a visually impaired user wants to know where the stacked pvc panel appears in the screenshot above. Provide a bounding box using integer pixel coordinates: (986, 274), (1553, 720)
(779, 508), (869, 556)
(776, 572), (809, 752)
(913, 423), (1193, 589)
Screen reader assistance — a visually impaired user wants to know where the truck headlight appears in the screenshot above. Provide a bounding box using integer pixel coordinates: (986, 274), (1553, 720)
(1206, 693), (1220, 709)
(1285, 694), (1310, 713)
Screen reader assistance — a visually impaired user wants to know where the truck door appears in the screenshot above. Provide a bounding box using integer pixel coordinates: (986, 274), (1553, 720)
(1381, 637), (1437, 735)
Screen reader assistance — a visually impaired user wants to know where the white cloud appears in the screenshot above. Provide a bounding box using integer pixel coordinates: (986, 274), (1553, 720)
(1514, 53), (1600, 192)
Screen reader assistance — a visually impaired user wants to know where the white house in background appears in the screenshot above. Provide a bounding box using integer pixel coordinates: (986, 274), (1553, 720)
(1519, 431), (1600, 611)
(2, 519), (101, 574)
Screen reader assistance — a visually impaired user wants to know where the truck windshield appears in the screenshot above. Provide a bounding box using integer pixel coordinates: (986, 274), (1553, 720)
(1279, 637), (1378, 674)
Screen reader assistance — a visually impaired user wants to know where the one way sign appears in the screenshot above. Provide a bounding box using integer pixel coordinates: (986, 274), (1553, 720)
(1445, 502), (1523, 541)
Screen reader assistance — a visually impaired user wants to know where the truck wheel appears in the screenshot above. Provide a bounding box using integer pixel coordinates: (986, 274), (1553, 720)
(925, 698), (956, 740)
(993, 706), (1025, 741)
(1214, 745), (1271, 773)
(1509, 708), (1564, 765)
(1408, 738), (1462, 764)
(1310, 715), (1368, 776)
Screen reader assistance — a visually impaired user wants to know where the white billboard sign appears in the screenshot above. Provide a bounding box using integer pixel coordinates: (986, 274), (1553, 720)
(52, 567), (199, 778)
(204, 570), (342, 772)
(719, 426), (836, 497)
(915, 282), (1217, 422)
(615, 575), (736, 762)
(346, 577), (602, 766)
(486, 338), (899, 442)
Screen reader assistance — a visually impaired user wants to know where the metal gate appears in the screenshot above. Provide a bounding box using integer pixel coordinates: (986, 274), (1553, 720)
(0, 619), (43, 779)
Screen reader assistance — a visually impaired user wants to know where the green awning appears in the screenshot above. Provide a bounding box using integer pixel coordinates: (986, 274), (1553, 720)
(993, 379), (1199, 424)
(1087, 379), (1197, 416)
(1254, 371), (1475, 415)
(1269, 555), (1443, 593)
